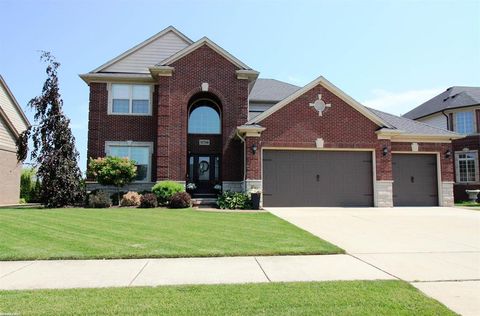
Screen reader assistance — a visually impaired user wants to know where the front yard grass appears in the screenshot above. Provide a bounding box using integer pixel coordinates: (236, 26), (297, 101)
(0, 281), (454, 315)
(455, 200), (480, 207)
(0, 208), (342, 260)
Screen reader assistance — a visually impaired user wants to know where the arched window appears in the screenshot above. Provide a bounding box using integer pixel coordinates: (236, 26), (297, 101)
(188, 102), (221, 134)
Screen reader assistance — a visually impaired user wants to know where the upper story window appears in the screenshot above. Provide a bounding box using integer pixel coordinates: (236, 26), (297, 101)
(106, 142), (153, 182)
(455, 111), (475, 134)
(188, 102), (221, 134)
(455, 151), (478, 183)
(110, 84), (152, 115)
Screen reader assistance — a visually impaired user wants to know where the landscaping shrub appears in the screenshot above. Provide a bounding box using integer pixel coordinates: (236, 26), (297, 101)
(20, 168), (41, 203)
(110, 191), (127, 206)
(139, 193), (158, 208)
(152, 181), (184, 206)
(88, 156), (137, 206)
(87, 191), (112, 208)
(217, 191), (252, 210)
(169, 192), (192, 209)
(120, 191), (141, 207)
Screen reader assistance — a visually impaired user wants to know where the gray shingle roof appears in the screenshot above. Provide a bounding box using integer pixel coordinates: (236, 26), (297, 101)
(369, 107), (459, 136)
(403, 86), (480, 120)
(249, 79), (300, 102)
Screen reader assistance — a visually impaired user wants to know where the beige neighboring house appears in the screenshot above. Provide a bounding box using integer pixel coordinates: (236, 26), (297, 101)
(0, 75), (30, 205)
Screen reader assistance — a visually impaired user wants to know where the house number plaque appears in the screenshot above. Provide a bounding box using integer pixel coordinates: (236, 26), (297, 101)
(199, 139), (210, 146)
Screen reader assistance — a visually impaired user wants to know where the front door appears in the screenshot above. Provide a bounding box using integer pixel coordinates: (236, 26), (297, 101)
(188, 154), (220, 196)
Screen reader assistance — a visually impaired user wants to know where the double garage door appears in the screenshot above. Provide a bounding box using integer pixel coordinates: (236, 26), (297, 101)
(262, 150), (438, 207)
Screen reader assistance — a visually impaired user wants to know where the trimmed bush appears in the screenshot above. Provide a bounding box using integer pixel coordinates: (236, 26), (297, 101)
(20, 168), (41, 203)
(87, 191), (112, 208)
(217, 191), (252, 210)
(139, 193), (158, 208)
(152, 181), (184, 206)
(169, 192), (192, 209)
(120, 191), (141, 207)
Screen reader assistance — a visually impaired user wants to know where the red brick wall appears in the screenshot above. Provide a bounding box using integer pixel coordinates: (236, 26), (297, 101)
(247, 83), (393, 180)
(156, 45), (248, 182)
(390, 142), (454, 182)
(86, 83), (158, 180)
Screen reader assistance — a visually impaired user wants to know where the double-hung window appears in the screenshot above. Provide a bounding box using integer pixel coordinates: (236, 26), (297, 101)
(106, 142), (152, 182)
(455, 111), (475, 134)
(110, 84), (151, 115)
(456, 151), (478, 183)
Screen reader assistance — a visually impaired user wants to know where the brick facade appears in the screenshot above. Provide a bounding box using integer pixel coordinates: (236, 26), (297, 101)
(86, 83), (158, 180)
(156, 45), (248, 182)
(85, 42), (455, 206)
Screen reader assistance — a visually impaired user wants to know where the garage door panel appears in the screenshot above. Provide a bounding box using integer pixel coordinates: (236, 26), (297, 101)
(392, 154), (438, 206)
(263, 150), (373, 207)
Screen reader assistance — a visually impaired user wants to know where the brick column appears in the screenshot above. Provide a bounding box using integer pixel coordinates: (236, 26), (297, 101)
(375, 139), (393, 207)
(156, 76), (171, 180)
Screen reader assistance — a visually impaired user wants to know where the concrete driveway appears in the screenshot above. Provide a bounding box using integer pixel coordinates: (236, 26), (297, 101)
(268, 207), (480, 316)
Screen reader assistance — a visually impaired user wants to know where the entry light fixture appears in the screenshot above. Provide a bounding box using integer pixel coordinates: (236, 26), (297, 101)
(445, 149), (452, 159)
(382, 146), (388, 156)
(252, 143), (258, 155)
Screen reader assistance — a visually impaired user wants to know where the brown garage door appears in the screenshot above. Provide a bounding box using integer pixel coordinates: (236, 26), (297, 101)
(392, 154), (438, 206)
(263, 150), (373, 207)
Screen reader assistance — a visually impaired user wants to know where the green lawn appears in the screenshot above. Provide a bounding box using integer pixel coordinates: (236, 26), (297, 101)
(0, 208), (342, 260)
(0, 281), (454, 315)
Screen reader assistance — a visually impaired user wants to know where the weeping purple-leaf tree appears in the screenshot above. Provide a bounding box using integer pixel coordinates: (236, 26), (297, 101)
(16, 52), (84, 207)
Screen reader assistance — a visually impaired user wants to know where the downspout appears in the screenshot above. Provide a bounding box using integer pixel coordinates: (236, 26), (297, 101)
(236, 131), (247, 187)
(442, 110), (450, 131)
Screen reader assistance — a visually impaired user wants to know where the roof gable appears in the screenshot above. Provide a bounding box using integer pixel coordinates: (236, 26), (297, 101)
(0, 75), (30, 137)
(247, 76), (389, 128)
(157, 37), (252, 70)
(91, 26), (193, 74)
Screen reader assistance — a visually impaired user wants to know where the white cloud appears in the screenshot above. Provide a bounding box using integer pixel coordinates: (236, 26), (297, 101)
(362, 88), (443, 116)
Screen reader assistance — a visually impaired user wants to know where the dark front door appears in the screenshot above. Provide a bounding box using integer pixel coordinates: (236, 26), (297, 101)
(188, 154), (220, 196)
(263, 150), (373, 207)
(392, 154), (438, 206)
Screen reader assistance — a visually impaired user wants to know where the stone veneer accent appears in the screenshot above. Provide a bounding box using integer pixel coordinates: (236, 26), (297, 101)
(440, 181), (454, 207)
(375, 180), (393, 207)
(86, 182), (156, 194)
(222, 181), (243, 192)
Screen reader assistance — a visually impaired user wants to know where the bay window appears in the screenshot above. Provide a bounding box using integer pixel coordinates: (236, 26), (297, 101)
(110, 84), (151, 115)
(106, 142), (153, 182)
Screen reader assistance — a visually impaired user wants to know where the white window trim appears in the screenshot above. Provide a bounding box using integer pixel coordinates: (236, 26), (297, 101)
(453, 110), (476, 135)
(455, 150), (479, 183)
(107, 83), (153, 116)
(105, 141), (154, 183)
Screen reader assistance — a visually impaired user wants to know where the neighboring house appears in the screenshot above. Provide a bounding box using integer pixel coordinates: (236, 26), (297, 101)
(404, 87), (480, 201)
(0, 75), (30, 205)
(80, 26), (461, 207)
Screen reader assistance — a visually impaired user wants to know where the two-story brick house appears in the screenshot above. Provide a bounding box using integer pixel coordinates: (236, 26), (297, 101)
(81, 26), (461, 207)
(404, 87), (480, 201)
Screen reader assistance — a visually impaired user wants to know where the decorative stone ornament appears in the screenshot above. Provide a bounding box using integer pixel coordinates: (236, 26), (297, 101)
(201, 82), (209, 92)
(411, 142), (419, 152)
(315, 138), (324, 148)
(309, 94), (331, 116)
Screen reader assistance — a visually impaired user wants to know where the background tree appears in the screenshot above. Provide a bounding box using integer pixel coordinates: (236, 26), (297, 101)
(88, 156), (137, 206)
(16, 52), (84, 207)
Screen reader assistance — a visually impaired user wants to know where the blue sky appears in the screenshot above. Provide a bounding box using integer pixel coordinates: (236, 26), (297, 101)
(1, 0), (479, 172)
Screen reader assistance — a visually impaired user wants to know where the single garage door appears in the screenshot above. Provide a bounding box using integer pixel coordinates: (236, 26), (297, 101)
(392, 154), (438, 206)
(263, 150), (373, 207)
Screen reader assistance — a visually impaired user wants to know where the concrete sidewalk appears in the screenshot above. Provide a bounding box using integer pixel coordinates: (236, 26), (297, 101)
(0, 254), (393, 290)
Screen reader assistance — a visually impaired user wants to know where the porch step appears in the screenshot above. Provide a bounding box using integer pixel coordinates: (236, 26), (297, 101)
(192, 198), (217, 207)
